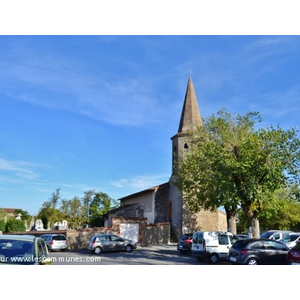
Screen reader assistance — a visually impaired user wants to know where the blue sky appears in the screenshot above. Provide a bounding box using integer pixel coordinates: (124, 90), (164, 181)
(1, 35), (300, 215)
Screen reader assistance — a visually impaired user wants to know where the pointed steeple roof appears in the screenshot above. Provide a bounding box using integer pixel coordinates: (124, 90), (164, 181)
(178, 76), (202, 134)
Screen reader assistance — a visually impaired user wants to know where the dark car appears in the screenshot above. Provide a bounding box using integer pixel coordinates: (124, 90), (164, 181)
(228, 238), (290, 265)
(0, 234), (52, 265)
(177, 233), (193, 254)
(286, 241), (300, 265)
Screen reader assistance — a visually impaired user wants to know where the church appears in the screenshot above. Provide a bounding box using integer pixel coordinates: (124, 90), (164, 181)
(107, 76), (227, 242)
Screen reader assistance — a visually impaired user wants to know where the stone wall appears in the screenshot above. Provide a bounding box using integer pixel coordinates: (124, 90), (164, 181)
(9, 217), (171, 249)
(67, 217), (170, 249)
(154, 183), (170, 223)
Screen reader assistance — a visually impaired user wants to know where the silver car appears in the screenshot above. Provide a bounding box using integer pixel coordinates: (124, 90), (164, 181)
(88, 234), (137, 254)
(40, 234), (68, 252)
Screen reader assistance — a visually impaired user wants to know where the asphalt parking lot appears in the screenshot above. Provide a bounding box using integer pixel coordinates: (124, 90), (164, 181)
(50, 243), (230, 265)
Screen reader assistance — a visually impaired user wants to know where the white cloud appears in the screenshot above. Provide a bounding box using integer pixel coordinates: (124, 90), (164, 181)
(0, 158), (40, 180)
(110, 174), (169, 191)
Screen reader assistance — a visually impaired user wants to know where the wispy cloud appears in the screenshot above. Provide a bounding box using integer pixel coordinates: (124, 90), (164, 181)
(0, 41), (170, 128)
(0, 158), (40, 180)
(110, 174), (169, 191)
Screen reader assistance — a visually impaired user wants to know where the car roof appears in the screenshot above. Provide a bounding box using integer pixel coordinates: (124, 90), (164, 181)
(0, 234), (37, 242)
(40, 233), (65, 236)
(236, 238), (286, 243)
(262, 230), (293, 233)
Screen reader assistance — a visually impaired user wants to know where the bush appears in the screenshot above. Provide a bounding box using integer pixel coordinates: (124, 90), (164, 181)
(5, 218), (26, 232)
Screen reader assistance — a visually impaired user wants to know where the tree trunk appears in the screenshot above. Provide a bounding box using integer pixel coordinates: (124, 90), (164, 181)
(250, 217), (260, 238)
(224, 206), (237, 234)
(242, 204), (260, 238)
(228, 216), (237, 234)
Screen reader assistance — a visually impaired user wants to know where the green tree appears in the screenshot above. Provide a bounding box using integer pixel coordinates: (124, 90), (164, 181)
(0, 208), (7, 221)
(89, 192), (118, 227)
(82, 190), (95, 225)
(257, 185), (300, 231)
(0, 220), (5, 232)
(175, 109), (300, 238)
(5, 218), (26, 232)
(37, 189), (64, 229)
(68, 196), (84, 228)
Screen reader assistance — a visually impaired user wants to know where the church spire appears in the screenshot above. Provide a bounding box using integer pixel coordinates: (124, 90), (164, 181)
(178, 75), (202, 134)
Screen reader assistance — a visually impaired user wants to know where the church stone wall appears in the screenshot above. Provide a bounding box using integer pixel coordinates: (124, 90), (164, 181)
(194, 209), (227, 232)
(154, 183), (169, 223)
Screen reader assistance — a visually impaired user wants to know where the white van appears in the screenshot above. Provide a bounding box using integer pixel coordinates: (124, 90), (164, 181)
(191, 231), (236, 264)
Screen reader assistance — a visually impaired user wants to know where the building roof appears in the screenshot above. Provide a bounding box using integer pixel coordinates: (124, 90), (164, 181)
(178, 76), (202, 134)
(118, 182), (169, 201)
(108, 203), (137, 213)
(1, 208), (21, 214)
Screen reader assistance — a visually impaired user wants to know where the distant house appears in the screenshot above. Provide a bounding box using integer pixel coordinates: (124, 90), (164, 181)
(1, 208), (21, 218)
(106, 76), (227, 242)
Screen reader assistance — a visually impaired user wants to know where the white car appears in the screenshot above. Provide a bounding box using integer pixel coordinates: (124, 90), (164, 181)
(280, 233), (300, 248)
(40, 233), (68, 252)
(191, 231), (235, 264)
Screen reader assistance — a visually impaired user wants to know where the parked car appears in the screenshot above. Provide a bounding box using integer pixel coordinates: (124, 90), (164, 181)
(280, 233), (300, 248)
(0, 234), (52, 265)
(228, 238), (290, 265)
(39, 233), (68, 252)
(88, 233), (137, 254)
(191, 231), (235, 263)
(286, 241), (300, 265)
(233, 234), (249, 240)
(260, 230), (293, 240)
(177, 233), (193, 254)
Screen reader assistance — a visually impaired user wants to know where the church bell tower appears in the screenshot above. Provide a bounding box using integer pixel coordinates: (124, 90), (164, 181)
(169, 75), (202, 241)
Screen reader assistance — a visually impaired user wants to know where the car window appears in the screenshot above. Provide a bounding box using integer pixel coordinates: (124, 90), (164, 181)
(290, 235), (300, 242)
(281, 235), (291, 242)
(264, 241), (285, 250)
(53, 235), (66, 241)
(218, 235), (229, 245)
(260, 232), (271, 238)
(251, 242), (265, 250)
(272, 233), (280, 240)
(193, 233), (203, 244)
(110, 235), (123, 242)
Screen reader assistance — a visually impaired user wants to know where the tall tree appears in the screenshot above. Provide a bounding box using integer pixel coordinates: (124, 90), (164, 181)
(37, 188), (64, 229)
(82, 190), (95, 225)
(89, 192), (118, 227)
(175, 109), (300, 237)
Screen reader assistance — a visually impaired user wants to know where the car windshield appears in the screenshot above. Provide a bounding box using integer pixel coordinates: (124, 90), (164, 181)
(292, 242), (300, 250)
(260, 232), (273, 238)
(0, 239), (34, 264)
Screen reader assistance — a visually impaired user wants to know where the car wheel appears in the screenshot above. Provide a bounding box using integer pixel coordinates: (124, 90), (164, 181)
(125, 245), (133, 252)
(210, 254), (219, 264)
(196, 257), (205, 263)
(94, 247), (102, 255)
(247, 258), (258, 265)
